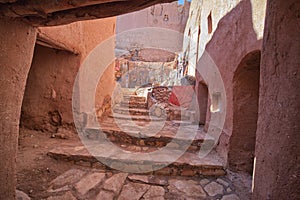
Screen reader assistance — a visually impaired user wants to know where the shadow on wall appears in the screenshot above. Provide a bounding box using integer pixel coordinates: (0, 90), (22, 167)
(196, 0), (263, 173)
(230, 50), (260, 173)
(20, 44), (80, 133)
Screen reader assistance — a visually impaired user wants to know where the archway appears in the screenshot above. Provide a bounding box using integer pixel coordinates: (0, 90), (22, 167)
(229, 50), (261, 173)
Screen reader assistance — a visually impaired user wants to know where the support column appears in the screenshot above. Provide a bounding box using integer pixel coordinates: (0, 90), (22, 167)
(0, 19), (36, 199)
(252, 0), (300, 199)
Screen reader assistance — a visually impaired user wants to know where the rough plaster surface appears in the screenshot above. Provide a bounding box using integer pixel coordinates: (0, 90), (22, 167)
(252, 0), (300, 199)
(229, 50), (260, 173)
(21, 18), (116, 131)
(21, 45), (81, 132)
(0, 19), (36, 199)
(186, 0), (265, 166)
(116, 1), (190, 56)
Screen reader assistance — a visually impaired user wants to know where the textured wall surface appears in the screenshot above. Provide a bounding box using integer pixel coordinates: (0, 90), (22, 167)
(252, 0), (300, 198)
(116, 1), (190, 56)
(21, 17), (116, 131)
(184, 0), (266, 167)
(0, 19), (36, 199)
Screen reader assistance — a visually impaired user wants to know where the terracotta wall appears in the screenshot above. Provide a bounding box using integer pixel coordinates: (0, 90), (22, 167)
(183, 0), (266, 169)
(116, 1), (190, 58)
(0, 19), (36, 200)
(21, 45), (81, 132)
(21, 17), (116, 131)
(253, 0), (300, 198)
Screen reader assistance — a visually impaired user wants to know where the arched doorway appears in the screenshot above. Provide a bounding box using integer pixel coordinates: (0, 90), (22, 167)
(229, 50), (261, 173)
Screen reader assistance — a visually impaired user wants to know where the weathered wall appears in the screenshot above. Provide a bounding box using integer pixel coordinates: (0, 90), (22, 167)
(119, 60), (178, 88)
(21, 17), (116, 131)
(229, 50), (260, 173)
(21, 45), (81, 132)
(184, 0), (266, 168)
(116, 1), (190, 57)
(0, 19), (36, 199)
(253, 0), (300, 198)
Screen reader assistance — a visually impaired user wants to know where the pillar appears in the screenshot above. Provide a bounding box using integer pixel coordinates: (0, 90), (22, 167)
(0, 19), (36, 199)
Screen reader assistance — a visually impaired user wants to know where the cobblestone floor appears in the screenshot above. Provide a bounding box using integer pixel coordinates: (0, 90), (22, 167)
(18, 168), (251, 200)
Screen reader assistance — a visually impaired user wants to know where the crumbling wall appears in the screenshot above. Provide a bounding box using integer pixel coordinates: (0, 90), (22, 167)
(0, 19), (36, 200)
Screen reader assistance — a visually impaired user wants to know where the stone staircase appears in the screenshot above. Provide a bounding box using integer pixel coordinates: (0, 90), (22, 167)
(48, 89), (226, 177)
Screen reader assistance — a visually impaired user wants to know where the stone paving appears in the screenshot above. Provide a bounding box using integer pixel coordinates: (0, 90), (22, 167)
(40, 168), (246, 200)
(27, 91), (252, 199)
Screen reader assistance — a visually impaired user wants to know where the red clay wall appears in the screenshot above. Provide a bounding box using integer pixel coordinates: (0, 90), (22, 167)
(21, 17), (116, 131)
(0, 19), (36, 200)
(188, 0), (265, 167)
(21, 45), (81, 132)
(252, 0), (300, 198)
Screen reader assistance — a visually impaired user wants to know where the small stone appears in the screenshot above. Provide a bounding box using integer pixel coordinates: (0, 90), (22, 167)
(221, 194), (240, 200)
(33, 144), (39, 148)
(128, 175), (149, 183)
(168, 179), (206, 198)
(103, 173), (128, 194)
(75, 172), (106, 195)
(149, 176), (168, 186)
(118, 182), (150, 200)
(16, 190), (31, 200)
(226, 187), (232, 193)
(201, 168), (226, 176)
(154, 167), (172, 176)
(217, 178), (230, 187)
(134, 146), (141, 151)
(48, 185), (69, 193)
(181, 169), (197, 176)
(199, 178), (210, 186)
(143, 186), (165, 200)
(46, 191), (76, 200)
(142, 147), (149, 151)
(96, 190), (115, 200)
(204, 181), (224, 197)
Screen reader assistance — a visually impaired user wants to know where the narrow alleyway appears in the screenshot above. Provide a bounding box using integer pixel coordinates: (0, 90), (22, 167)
(16, 88), (252, 200)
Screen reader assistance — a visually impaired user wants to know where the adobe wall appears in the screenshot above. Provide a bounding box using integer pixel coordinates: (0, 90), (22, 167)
(253, 0), (300, 198)
(0, 19), (36, 199)
(21, 18), (116, 131)
(21, 45), (81, 132)
(184, 0), (266, 168)
(116, 1), (190, 59)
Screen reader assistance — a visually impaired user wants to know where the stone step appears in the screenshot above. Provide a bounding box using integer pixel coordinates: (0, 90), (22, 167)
(113, 106), (150, 116)
(123, 95), (146, 103)
(47, 143), (226, 177)
(109, 113), (163, 122)
(121, 88), (136, 95)
(120, 101), (147, 109)
(85, 122), (214, 153)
